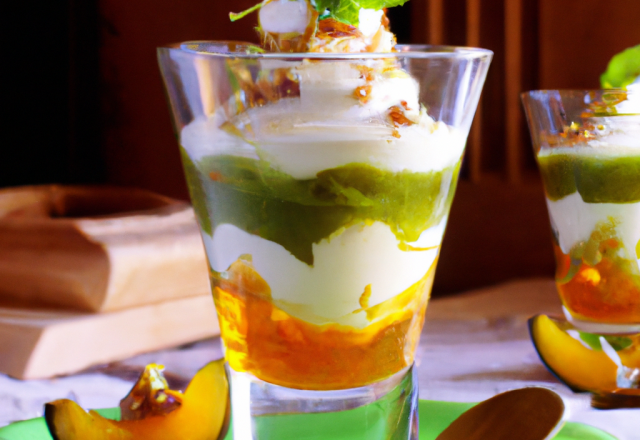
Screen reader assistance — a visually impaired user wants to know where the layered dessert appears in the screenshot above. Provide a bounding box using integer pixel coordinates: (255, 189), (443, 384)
(537, 86), (640, 330)
(180, 1), (465, 390)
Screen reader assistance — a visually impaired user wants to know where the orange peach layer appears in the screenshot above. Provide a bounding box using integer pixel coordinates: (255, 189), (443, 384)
(211, 258), (436, 390)
(554, 243), (640, 324)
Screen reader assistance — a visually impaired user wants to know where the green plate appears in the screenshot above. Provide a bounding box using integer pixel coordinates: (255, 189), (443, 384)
(0, 400), (616, 440)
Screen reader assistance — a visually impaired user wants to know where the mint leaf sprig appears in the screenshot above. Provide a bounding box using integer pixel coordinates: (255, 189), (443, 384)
(230, 2), (264, 22)
(600, 44), (640, 89)
(230, 0), (410, 26)
(315, 0), (408, 26)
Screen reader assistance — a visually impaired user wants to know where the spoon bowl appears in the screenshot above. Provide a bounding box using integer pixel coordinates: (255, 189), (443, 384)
(435, 387), (565, 440)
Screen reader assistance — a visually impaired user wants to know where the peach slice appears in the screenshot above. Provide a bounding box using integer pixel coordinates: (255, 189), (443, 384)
(528, 314), (640, 393)
(45, 359), (229, 440)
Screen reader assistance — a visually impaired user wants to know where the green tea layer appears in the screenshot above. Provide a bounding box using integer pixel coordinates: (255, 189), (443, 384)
(181, 148), (460, 265)
(537, 151), (640, 203)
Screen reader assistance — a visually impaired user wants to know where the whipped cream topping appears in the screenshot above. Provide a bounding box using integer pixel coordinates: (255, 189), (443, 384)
(294, 59), (422, 121)
(181, 60), (465, 179)
(539, 145), (640, 159)
(308, 8), (396, 53)
(358, 9), (385, 37)
(182, 105), (464, 179)
(589, 117), (640, 149)
(615, 78), (640, 115)
(598, 78), (640, 147)
(540, 110), (640, 152)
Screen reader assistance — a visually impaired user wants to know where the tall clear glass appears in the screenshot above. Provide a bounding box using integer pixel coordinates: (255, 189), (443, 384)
(523, 90), (640, 394)
(523, 90), (640, 332)
(159, 43), (491, 439)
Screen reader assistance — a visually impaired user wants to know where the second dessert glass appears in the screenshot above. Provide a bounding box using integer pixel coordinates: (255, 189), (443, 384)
(523, 89), (640, 400)
(159, 43), (491, 439)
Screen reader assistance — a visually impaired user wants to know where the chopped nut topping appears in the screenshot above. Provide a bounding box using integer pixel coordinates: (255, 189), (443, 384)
(387, 104), (417, 138)
(381, 12), (390, 30)
(317, 18), (363, 39)
(388, 105), (415, 127)
(255, 69), (301, 103)
(308, 14), (396, 53)
(225, 60), (301, 116)
(353, 84), (373, 104)
(539, 91), (629, 147)
(357, 65), (375, 81)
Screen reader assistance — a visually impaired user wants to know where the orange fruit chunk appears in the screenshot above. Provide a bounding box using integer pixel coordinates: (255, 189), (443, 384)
(529, 314), (640, 393)
(45, 359), (229, 440)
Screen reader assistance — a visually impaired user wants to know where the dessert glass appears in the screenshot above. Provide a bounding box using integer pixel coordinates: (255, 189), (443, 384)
(159, 43), (491, 439)
(523, 90), (640, 392)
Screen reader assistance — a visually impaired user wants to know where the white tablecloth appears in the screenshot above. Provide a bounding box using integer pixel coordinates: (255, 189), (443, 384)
(1, 278), (638, 438)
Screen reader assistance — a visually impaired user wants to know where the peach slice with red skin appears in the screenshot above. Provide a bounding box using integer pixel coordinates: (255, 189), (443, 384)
(45, 359), (229, 440)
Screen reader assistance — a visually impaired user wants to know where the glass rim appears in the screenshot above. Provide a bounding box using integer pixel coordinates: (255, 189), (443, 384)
(159, 41), (493, 60)
(522, 89), (636, 97)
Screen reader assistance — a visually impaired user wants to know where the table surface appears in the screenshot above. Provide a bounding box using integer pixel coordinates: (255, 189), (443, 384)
(1, 278), (638, 439)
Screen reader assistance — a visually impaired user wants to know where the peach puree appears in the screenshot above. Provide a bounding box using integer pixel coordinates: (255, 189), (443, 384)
(211, 258), (436, 390)
(554, 242), (640, 324)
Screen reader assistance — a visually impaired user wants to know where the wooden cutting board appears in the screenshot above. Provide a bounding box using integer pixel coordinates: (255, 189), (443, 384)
(0, 185), (211, 313)
(0, 294), (220, 380)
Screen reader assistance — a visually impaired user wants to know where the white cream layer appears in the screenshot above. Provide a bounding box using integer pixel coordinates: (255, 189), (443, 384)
(615, 78), (640, 115)
(180, 61), (465, 179)
(600, 78), (640, 145)
(182, 105), (464, 180)
(586, 117), (640, 150)
(547, 192), (640, 261)
(204, 220), (444, 324)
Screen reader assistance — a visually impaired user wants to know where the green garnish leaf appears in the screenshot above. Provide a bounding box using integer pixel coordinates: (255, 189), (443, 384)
(231, 0), (410, 26)
(314, 0), (340, 17)
(315, 0), (409, 25)
(600, 44), (640, 89)
(244, 45), (266, 54)
(606, 336), (634, 351)
(579, 332), (634, 352)
(578, 332), (602, 350)
(230, 1), (263, 22)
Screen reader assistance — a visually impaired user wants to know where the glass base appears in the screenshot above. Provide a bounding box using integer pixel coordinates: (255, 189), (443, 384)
(228, 365), (418, 440)
(563, 306), (640, 334)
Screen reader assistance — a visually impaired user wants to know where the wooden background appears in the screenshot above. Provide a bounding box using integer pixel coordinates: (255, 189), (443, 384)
(4, 0), (640, 294)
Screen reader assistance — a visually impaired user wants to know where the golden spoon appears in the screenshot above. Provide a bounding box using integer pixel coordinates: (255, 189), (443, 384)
(436, 387), (565, 440)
